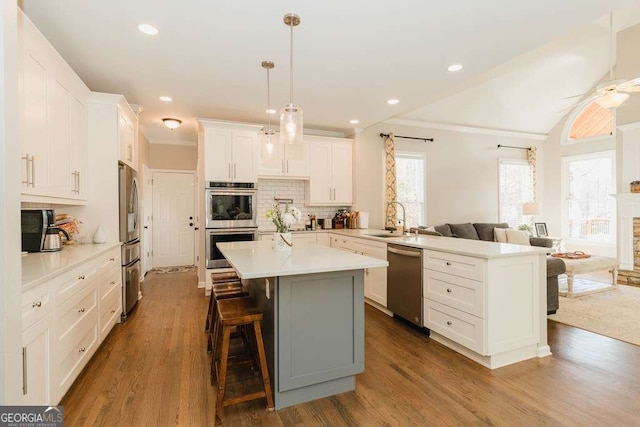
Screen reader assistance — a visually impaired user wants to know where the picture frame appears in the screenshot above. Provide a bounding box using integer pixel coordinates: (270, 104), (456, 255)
(535, 222), (548, 237)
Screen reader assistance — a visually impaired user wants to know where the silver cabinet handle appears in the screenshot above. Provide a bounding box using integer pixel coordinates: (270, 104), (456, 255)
(388, 247), (421, 257)
(78, 307), (86, 313)
(228, 163), (231, 178)
(76, 171), (80, 194)
(111, 310), (117, 314)
(286, 160), (289, 174)
(446, 289), (452, 293)
(446, 261), (452, 266)
(110, 257), (115, 261)
(446, 321), (453, 326)
(234, 163), (237, 178)
(32, 301), (42, 308)
(22, 347), (27, 395)
(78, 347), (86, 353)
(282, 159), (285, 174)
(78, 275), (85, 280)
(30, 156), (36, 187)
(21, 154), (30, 185)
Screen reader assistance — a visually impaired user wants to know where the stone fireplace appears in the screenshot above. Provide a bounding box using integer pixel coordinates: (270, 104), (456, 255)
(617, 217), (640, 286)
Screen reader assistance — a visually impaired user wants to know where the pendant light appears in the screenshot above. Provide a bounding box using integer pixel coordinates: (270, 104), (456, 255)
(280, 13), (303, 145)
(260, 60), (278, 161)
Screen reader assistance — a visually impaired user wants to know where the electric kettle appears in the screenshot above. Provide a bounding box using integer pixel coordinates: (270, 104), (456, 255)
(42, 227), (70, 252)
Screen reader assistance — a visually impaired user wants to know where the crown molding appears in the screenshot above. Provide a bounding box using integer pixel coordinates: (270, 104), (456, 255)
(383, 118), (548, 141)
(149, 138), (196, 147)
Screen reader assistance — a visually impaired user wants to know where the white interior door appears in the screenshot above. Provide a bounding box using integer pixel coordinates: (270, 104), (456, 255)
(152, 171), (195, 268)
(142, 164), (152, 275)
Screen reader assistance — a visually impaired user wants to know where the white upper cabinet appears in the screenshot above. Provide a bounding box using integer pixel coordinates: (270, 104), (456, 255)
(306, 136), (353, 205)
(118, 109), (137, 170)
(258, 132), (309, 179)
(200, 120), (262, 183)
(18, 9), (89, 203)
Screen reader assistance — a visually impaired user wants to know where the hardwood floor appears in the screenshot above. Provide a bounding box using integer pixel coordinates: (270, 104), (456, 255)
(61, 271), (640, 426)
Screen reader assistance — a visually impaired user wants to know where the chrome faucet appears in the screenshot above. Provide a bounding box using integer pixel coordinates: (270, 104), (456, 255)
(386, 201), (408, 235)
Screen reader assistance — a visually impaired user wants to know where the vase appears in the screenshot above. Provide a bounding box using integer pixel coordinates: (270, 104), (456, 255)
(93, 226), (107, 244)
(272, 232), (293, 251)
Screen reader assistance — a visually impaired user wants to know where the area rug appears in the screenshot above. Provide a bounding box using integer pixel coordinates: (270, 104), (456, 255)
(548, 283), (640, 346)
(149, 265), (196, 274)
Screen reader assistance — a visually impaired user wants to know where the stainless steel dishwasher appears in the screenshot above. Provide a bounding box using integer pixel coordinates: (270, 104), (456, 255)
(387, 243), (423, 327)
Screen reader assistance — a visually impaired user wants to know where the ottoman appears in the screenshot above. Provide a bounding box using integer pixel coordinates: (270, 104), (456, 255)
(560, 256), (618, 298)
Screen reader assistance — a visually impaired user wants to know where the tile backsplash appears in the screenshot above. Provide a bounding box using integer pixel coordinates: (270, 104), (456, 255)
(257, 179), (350, 231)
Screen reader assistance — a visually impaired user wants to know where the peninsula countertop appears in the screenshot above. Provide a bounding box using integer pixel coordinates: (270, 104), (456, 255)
(217, 240), (388, 279)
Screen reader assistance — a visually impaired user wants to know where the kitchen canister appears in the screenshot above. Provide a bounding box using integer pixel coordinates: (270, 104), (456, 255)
(359, 212), (369, 229)
(93, 226), (107, 244)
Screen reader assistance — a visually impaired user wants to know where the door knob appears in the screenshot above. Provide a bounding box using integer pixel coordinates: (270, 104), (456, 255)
(189, 216), (193, 220)
(144, 226), (148, 229)
(194, 227), (199, 231)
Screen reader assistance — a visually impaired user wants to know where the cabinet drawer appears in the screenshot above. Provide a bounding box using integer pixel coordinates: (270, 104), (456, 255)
(423, 270), (485, 317)
(56, 283), (98, 345)
(330, 234), (354, 251)
(58, 265), (99, 301)
(55, 319), (99, 400)
(424, 299), (485, 354)
(100, 268), (121, 301)
(22, 283), (52, 331)
(352, 238), (387, 259)
(97, 249), (120, 273)
(423, 250), (485, 281)
(100, 289), (121, 341)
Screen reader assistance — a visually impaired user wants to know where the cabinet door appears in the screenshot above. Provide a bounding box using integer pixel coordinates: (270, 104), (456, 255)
(331, 142), (353, 204)
(258, 133), (284, 176)
(20, 42), (50, 195)
(22, 317), (51, 405)
(204, 128), (233, 182)
(69, 96), (86, 199)
(307, 140), (333, 204)
(48, 79), (72, 197)
(367, 266), (388, 307)
(284, 142), (309, 177)
(231, 130), (258, 182)
(118, 112), (135, 169)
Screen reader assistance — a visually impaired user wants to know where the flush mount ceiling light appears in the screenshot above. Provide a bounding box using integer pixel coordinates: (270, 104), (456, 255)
(159, 96), (172, 102)
(280, 13), (303, 145)
(261, 61), (277, 160)
(162, 118), (181, 130)
(138, 24), (158, 35)
(266, 109), (276, 114)
(447, 64), (463, 72)
(349, 119), (359, 124)
(387, 98), (400, 105)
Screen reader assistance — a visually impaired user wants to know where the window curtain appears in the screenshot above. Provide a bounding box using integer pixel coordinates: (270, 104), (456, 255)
(527, 147), (537, 201)
(385, 133), (397, 228)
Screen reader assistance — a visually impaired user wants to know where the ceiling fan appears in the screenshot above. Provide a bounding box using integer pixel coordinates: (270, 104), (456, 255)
(571, 12), (640, 109)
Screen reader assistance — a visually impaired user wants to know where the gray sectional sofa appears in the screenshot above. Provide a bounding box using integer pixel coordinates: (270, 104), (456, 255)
(414, 222), (565, 315)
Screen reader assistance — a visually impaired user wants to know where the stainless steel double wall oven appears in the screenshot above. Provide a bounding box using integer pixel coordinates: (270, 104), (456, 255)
(205, 182), (258, 269)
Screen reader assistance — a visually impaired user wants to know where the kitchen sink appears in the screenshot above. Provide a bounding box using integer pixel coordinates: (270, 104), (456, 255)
(367, 233), (405, 238)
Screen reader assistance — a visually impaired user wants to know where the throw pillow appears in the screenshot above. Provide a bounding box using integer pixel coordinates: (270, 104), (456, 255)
(447, 223), (480, 240)
(473, 223), (509, 241)
(494, 228), (508, 243)
(505, 229), (531, 246)
(425, 226), (437, 232)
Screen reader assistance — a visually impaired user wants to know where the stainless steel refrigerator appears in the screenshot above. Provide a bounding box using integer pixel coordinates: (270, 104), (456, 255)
(119, 162), (141, 320)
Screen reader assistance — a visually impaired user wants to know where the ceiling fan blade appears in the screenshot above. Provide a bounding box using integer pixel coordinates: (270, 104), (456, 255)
(618, 77), (640, 91)
(562, 93), (588, 100)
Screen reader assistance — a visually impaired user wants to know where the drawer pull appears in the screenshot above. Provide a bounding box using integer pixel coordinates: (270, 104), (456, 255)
(110, 281), (116, 285)
(109, 257), (115, 261)
(78, 347), (86, 353)
(78, 275), (86, 280)
(446, 288), (452, 293)
(78, 308), (86, 313)
(32, 301), (42, 308)
(446, 262), (452, 266)
(446, 321), (453, 326)
(111, 310), (117, 314)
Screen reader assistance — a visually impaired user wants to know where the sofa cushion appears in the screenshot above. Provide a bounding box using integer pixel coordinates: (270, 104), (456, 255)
(547, 257), (566, 278)
(505, 229), (531, 245)
(473, 223), (509, 241)
(447, 223), (480, 240)
(494, 228), (508, 243)
(530, 237), (553, 248)
(433, 224), (453, 237)
(410, 227), (443, 236)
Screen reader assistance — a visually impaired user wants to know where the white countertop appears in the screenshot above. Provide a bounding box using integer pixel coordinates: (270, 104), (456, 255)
(22, 242), (121, 290)
(258, 228), (550, 259)
(217, 241), (388, 279)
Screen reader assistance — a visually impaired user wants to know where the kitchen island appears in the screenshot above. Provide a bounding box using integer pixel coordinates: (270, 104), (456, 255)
(217, 241), (388, 409)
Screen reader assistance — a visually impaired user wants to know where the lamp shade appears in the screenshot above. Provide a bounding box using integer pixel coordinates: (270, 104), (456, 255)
(522, 202), (541, 216)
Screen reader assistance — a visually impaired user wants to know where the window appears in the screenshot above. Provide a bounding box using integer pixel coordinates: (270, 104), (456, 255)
(562, 151), (616, 243)
(498, 159), (532, 228)
(395, 151), (426, 228)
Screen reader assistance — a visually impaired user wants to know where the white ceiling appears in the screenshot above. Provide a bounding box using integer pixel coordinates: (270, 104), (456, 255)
(20, 0), (640, 141)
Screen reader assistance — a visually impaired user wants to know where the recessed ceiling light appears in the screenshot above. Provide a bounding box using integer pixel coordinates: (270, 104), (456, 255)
(266, 109), (276, 115)
(387, 99), (400, 105)
(447, 64), (463, 72)
(162, 118), (181, 130)
(349, 119), (359, 124)
(138, 24), (159, 35)
(159, 96), (172, 102)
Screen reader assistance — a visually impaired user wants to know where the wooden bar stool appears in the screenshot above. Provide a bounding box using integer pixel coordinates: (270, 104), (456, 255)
(207, 282), (246, 354)
(213, 297), (274, 425)
(205, 271), (241, 333)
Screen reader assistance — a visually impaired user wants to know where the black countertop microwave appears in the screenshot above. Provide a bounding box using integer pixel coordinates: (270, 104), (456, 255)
(21, 209), (55, 252)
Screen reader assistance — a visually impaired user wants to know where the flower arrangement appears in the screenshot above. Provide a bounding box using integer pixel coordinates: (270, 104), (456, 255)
(631, 181), (640, 193)
(266, 203), (302, 233)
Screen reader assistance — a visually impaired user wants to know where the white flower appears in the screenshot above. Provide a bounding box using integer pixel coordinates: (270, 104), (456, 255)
(266, 202), (301, 232)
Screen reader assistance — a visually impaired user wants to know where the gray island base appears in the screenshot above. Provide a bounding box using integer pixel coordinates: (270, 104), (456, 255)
(245, 270), (364, 409)
(216, 241), (387, 410)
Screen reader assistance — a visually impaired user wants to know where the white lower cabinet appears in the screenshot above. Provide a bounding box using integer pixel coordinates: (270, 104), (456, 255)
(330, 234), (388, 308)
(260, 232), (317, 246)
(22, 245), (122, 405)
(422, 248), (543, 369)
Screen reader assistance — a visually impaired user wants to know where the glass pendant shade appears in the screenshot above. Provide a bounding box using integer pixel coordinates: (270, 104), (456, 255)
(260, 128), (280, 162)
(280, 103), (303, 145)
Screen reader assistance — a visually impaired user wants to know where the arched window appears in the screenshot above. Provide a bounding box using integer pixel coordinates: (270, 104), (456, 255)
(562, 101), (614, 143)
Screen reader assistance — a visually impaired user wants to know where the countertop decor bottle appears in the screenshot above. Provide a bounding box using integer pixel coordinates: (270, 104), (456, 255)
(93, 226), (107, 244)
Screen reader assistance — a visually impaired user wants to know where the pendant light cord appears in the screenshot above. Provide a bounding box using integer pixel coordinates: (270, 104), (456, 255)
(267, 66), (271, 132)
(289, 21), (294, 104)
